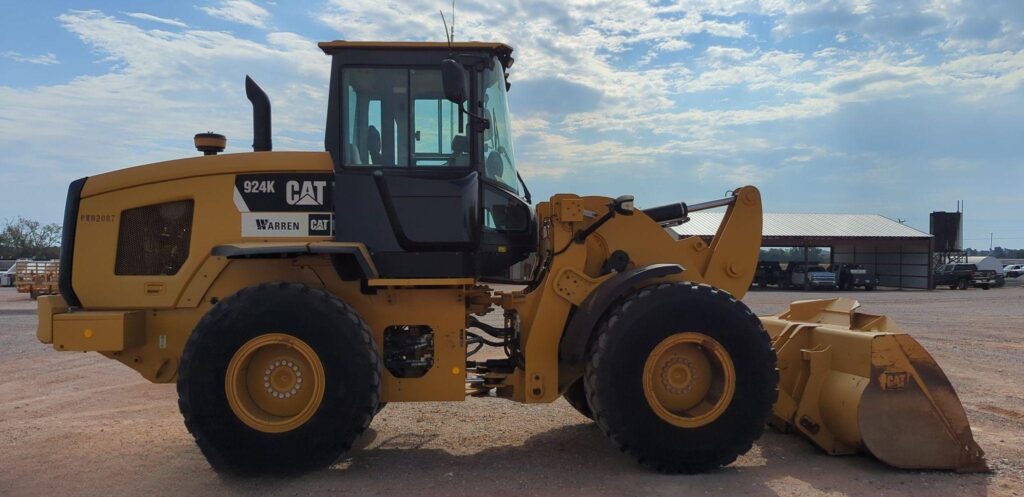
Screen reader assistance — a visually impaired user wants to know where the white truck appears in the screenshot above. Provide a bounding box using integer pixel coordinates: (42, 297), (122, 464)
(0, 264), (16, 287)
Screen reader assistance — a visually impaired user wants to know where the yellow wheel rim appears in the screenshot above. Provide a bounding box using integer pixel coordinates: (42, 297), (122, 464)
(225, 333), (326, 433)
(642, 332), (736, 428)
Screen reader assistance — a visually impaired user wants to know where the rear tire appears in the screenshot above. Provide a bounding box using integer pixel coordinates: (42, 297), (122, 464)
(957, 279), (968, 290)
(563, 378), (593, 420)
(584, 282), (777, 473)
(177, 282), (381, 474)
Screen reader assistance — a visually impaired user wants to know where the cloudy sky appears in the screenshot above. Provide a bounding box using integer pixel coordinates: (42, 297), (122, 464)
(1, 0), (1022, 248)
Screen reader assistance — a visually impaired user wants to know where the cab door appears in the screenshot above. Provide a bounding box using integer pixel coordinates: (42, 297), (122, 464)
(334, 66), (479, 277)
(475, 59), (534, 277)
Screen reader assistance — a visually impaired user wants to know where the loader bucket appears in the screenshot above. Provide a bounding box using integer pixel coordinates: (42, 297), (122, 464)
(761, 298), (987, 472)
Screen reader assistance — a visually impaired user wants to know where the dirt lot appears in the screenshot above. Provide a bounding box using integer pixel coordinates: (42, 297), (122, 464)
(1, 284), (1021, 497)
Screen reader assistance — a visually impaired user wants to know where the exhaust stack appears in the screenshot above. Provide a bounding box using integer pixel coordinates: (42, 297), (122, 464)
(245, 75), (272, 152)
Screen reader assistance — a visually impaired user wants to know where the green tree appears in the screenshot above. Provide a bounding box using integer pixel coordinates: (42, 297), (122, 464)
(759, 247), (829, 263)
(0, 217), (62, 259)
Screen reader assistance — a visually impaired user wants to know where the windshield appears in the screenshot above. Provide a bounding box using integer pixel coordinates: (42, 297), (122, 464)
(481, 58), (519, 192)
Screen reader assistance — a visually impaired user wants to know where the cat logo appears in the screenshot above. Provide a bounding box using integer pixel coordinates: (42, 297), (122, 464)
(308, 214), (333, 236)
(286, 180), (328, 206)
(879, 370), (909, 391)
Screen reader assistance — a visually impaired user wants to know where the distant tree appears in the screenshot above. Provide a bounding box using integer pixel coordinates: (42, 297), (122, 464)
(0, 217), (61, 259)
(963, 246), (1024, 259)
(759, 247), (829, 263)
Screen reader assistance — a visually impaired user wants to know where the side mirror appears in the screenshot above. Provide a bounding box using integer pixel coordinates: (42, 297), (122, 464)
(441, 59), (467, 104)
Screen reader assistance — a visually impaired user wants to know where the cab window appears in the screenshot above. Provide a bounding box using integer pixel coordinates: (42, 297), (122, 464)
(482, 188), (529, 231)
(343, 68), (467, 167)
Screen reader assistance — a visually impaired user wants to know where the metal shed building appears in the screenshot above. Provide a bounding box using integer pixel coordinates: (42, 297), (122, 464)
(670, 213), (934, 289)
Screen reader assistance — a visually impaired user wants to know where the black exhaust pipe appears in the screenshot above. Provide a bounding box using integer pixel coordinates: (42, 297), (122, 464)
(245, 75), (272, 152)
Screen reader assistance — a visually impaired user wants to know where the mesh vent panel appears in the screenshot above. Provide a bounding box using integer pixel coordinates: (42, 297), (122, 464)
(115, 200), (194, 275)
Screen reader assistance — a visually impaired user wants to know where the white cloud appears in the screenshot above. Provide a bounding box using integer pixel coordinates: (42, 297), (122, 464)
(658, 39), (693, 52)
(2, 51), (59, 65)
(307, 0), (1024, 184)
(199, 0), (271, 28)
(682, 49), (817, 92)
(122, 12), (188, 28)
(0, 10), (327, 189)
(704, 46), (756, 61)
(696, 161), (773, 184)
(3, 0), (1024, 228)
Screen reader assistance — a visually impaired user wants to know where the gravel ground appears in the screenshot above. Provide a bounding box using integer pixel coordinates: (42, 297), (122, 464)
(0, 283), (1021, 497)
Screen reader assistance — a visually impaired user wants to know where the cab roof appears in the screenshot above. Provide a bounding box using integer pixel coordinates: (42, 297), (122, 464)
(318, 40), (514, 67)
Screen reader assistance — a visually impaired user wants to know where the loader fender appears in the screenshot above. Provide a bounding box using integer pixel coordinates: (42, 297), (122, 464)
(558, 263), (683, 379)
(211, 242), (379, 279)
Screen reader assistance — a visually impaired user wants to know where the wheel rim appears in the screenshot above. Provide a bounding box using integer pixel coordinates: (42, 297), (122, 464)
(225, 333), (326, 433)
(642, 332), (736, 428)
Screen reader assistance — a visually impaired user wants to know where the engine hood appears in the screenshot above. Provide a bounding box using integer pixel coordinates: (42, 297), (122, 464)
(81, 151), (333, 198)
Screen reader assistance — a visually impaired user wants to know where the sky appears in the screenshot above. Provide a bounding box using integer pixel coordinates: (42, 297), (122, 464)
(1, 0), (1022, 249)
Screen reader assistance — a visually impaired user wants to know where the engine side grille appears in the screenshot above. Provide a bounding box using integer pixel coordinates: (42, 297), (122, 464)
(115, 200), (195, 276)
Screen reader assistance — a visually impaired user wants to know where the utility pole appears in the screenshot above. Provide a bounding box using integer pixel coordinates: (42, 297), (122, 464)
(990, 232), (993, 252)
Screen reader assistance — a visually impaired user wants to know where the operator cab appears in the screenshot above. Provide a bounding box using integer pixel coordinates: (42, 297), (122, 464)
(320, 41), (534, 279)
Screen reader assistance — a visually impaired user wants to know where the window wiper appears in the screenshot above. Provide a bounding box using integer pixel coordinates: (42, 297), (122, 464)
(517, 171), (532, 204)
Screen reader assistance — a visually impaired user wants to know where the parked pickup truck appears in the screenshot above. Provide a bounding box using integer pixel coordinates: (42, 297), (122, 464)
(829, 263), (878, 290)
(753, 260), (783, 288)
(782, 262), (837, 290)
(934, 263), (996, 290)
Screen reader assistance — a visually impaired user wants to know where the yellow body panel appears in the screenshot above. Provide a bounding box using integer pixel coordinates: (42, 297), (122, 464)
(53, 310), (144, 352)
(36, 294), (68, 343)
(81, 151), (332, 197)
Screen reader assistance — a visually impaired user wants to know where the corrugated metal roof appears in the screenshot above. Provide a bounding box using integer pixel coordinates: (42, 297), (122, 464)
(670, 213), (931, 239)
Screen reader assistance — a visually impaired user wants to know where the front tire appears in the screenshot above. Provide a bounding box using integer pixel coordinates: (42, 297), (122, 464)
(584, 283), (777, 473)
(177, 282), (381, 474)
(563, 378), (593, 420)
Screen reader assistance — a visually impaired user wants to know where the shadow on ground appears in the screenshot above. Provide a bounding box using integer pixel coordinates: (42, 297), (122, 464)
(207, 422), (991, 497)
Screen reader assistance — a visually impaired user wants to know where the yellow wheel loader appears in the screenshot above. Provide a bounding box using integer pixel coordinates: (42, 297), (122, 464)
(36, 41), (985, 474)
